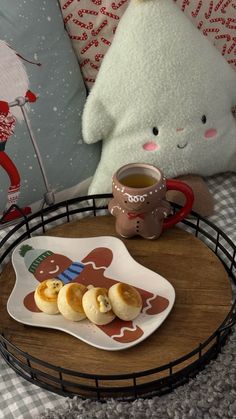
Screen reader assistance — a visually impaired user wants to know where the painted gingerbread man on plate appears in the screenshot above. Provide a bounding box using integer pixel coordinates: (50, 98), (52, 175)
(20, 244), (169, 343)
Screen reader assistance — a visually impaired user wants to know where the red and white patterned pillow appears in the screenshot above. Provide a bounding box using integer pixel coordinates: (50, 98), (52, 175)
(60, 0), (129, 89)
(59, 0), (236, 90)
(175, 0), (236, 69)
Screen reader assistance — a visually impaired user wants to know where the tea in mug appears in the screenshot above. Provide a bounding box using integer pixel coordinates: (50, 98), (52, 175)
(120, 173), (157, 188)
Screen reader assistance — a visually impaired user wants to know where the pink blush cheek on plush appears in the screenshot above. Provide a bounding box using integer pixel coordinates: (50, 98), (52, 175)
(143, 142), (160, 151)
(204, 129), (217, 139)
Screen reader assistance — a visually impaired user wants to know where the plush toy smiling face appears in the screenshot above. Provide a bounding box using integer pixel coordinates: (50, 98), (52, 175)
(102, 86), (236, 179)
(82, 0), (236, 195)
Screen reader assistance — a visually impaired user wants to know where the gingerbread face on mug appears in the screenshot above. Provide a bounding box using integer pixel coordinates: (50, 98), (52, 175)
(108, 163), (194, 239)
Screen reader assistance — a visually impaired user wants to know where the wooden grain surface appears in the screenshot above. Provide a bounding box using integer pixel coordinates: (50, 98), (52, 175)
(0, 215), (232, 380)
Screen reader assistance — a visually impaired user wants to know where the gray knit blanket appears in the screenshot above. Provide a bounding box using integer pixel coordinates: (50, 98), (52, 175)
(39, 329), (236, 419)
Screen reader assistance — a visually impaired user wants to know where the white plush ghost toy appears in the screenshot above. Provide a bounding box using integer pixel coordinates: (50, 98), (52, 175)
(82, 0), (236, 196)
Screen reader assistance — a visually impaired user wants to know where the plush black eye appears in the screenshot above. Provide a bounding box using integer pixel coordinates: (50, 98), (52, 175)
(152, 127), (159, 136)
(201, 115), (207, 124)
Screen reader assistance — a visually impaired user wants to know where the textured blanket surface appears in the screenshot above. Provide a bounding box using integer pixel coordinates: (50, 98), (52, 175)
(39, 328), (236, 418)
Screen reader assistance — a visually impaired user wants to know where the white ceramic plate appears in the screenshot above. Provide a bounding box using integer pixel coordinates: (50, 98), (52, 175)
(8, 236), (175, 351)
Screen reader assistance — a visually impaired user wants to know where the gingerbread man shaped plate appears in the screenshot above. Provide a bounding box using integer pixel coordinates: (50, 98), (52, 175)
(8, 236), (175, 351)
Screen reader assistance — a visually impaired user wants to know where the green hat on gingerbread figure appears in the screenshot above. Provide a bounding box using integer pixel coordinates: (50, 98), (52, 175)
(19, 244), (53, 274)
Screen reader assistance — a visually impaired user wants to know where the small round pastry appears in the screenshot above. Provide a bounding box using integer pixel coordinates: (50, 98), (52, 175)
(34, 279), (63, 314)
(82, 287), (116, 325)
(108, 283), (142, 321)
(57, 283), (87, 321)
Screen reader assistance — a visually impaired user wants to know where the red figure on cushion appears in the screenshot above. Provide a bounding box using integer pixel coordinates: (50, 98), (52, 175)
(0, 39), (39, 222)
(0, 92), (37, 222)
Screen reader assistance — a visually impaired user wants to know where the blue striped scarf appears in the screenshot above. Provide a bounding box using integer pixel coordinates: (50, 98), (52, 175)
(57, 261), (85, 284)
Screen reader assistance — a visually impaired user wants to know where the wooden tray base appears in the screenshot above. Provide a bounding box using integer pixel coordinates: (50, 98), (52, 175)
(0, 215), (232, 385)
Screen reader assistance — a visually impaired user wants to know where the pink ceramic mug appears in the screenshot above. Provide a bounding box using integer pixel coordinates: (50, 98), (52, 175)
(108, 163), (194, 239)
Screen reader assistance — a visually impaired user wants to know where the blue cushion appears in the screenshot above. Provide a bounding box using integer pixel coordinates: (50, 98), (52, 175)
(0, 0), (101, 220)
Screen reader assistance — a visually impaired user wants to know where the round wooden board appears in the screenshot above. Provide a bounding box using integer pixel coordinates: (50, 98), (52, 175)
(0, 215), (232, 383)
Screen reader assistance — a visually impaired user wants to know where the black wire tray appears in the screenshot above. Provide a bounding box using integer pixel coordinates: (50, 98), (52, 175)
(0, 194), (236, 401)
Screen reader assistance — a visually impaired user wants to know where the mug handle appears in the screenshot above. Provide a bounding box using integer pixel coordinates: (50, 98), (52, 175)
(163, 179), (194, 230)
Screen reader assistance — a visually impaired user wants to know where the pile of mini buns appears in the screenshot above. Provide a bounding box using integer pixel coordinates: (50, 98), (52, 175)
(34, 279), (143, 325)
